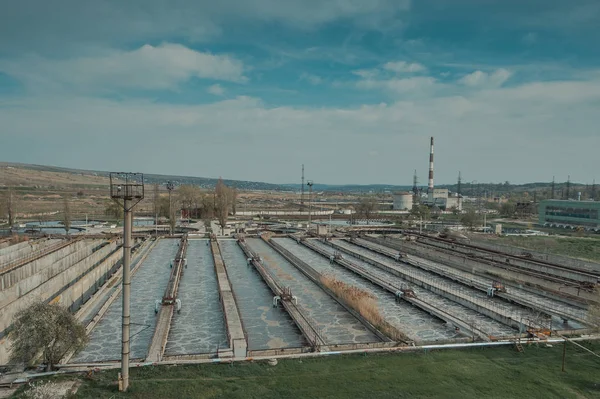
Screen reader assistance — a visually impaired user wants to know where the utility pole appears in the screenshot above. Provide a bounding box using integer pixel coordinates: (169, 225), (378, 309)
(301, 164), (305, 206)
(457, 171), (462, 211)
(110, 173), (144, 393)
(566, 175), (571, 200)
(166, 181), (175, 235)
(307, 180), (313, 231)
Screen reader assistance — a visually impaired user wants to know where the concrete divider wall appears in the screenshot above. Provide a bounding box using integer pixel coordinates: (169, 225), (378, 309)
(0, 242), (121, 365)
(0, 241), (117, 337)
(0, 239), (62, 266)
(57, 247), (122, 313)
(0, 241), (36, 258)
(211, 241), (247, 359)
(373, 237), (597, 304)
(0, 240), (95, 290)
(422, 238), (597, 284)
(0, 241), (111, 309)
(471, 240), (600, 274)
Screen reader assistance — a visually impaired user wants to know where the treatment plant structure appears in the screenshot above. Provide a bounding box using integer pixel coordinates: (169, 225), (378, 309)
(0, 216), (598, 369)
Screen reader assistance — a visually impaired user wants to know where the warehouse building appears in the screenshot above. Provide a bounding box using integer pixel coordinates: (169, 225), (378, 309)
(538, 200), (600, 230)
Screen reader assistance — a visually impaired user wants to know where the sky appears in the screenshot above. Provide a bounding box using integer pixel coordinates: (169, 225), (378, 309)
(1, 0), (599, 186)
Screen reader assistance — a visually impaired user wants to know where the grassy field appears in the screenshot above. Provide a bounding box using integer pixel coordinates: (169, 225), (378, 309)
(16, 342), (600, 399)
(477, 235), (600, 263)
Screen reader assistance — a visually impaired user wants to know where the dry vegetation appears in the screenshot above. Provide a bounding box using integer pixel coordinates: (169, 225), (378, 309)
(320, 275), (410, 342)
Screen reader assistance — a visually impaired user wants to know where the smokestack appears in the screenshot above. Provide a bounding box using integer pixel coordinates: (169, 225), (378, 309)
(428, 137), (434, 193)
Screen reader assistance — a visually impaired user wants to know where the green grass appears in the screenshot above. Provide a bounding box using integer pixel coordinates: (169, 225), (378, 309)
(483, 235), (600, 263)
(20, 342), (600, 399)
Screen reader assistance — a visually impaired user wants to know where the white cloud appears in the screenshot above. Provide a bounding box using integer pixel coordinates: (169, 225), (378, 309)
(352, 69), (379, 79)
(0, 43), (246, 92)
(5, 73), (598, 184)
(300, 73), (323, 85)
(458, 69), (512, 88)
(383, 61), (426, 73)
(208, 84), (226, 96)
(357, 77), (437, 93)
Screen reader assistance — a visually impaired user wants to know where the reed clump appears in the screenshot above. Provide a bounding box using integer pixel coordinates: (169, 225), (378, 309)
(320, 275), (410, 342)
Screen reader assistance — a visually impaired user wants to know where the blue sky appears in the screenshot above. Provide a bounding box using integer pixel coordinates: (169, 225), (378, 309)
(1, 0), (599, 185)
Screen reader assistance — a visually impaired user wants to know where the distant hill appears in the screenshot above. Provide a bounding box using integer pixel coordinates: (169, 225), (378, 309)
(1, 162), (595, 197)
(0, 162), (414, 192)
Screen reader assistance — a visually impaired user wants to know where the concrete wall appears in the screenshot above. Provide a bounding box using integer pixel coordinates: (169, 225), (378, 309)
(471, 239), (600, 274)
(369, 237), (595, 314)
(0, 239), (62, 266)
(0, 240), (119, 365)
(422, 238), (597, 284)
(0, 241), (31, 258)
(1, 240), (96, 290)
(54, 246), (121, 313)
(0, 241), (107, 309)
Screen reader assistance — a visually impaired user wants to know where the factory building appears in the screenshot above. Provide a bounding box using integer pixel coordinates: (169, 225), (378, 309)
(427, 188), (462, 211)
(393, 192), (413, 210)
(539, 200), (600, 230)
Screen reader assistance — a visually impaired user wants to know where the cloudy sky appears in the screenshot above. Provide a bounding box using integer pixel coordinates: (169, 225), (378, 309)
(1, 1), (599, 185)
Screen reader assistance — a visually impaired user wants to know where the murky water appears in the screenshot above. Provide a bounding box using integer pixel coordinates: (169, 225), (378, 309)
(165, 239), (228, 355)
(246, 238), (379, 345)
(73, 239), (179, 362)
(274, 238), (459, 342)
(219, 239), (306, 350)
(323, 240), (516, 338)
(79, 240), (155, 326)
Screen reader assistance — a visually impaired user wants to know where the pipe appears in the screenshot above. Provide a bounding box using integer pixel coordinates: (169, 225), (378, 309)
(57, 335), (600, 371)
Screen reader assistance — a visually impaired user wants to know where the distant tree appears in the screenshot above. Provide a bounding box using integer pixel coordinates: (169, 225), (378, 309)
(158, 196), (170, 218)
(410, 205), (431, 221)
(62, 197), (71, 236)
(215, 178), (232, 234)
(461, 208), (479, 230)
(177, 185), (202, 219)
(10, 302), (88, 371)
(2, 187), (17, 227)
(231, 188), (238, 215)
(356, 196), (378, 223)
(500, 202), (516, 218)
(152, 183), (160, 218)
(76, 190), (84, 198)
(200, 194), (215, 220)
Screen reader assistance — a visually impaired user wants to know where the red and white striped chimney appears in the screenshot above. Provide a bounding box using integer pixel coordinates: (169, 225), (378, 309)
(428, 136), (434, 193)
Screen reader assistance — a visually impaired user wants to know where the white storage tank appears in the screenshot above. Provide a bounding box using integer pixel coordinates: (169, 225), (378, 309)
(393, 192), (413, 210)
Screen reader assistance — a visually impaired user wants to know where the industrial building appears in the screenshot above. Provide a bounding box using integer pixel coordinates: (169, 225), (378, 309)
(393, 192), (413, 210)
(539, 199), (600, 230)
